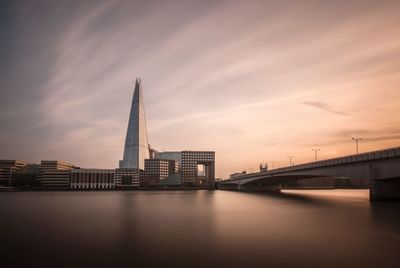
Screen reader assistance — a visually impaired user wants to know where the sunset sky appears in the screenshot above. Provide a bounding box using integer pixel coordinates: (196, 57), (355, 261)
(1, 0), (400, 178)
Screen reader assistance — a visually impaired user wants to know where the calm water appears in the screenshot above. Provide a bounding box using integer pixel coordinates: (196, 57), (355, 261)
(1, 190), (400, 268)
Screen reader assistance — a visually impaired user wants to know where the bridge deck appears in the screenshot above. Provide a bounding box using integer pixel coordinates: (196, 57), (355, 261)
(223, 147), (400, 183)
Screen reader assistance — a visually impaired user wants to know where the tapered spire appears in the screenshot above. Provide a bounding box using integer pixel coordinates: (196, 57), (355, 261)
(119, 78), (150, 169)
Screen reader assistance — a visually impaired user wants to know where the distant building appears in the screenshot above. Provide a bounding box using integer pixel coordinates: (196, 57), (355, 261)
(70, 169), (115, 190)
(119, 78), (150, 170)
(154, 151), (215, 187)
(0, 160), (26, 186)
(259, 163), (268, 173)
(115, 168), (141, 188)
(155, 151), (182, 166)
(40, 160), (77, 189)
(12, 164), (41, 188)
(181, 151), (215, 186)
(142, 159), (178, 187)
(159, 173), (182, 187)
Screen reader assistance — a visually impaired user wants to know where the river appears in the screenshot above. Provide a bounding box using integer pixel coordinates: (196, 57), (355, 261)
(1, 190), (399, 268)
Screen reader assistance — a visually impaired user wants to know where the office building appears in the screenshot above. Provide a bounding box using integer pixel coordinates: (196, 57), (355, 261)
(119, 78), (150, 169)
(142, 159), (178, 187)
(115, 168), (141, 188)
(155, 151), (215, 187)
(0, 160), (26, 186)
(70, 169), (115, 190)
(155, 151), (182, 166)
(40, 160), (77, 189)
(12, 164), (41, 188)
(181, 151), (215, 186)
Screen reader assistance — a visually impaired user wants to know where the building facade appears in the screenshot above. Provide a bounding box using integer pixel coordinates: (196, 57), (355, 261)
(40, 160), (77, 189)
(115, 168), (141, 188)
(142, 159), (178, 187)
(119, 78), (150, 170)
(181, 151), (215, 186)
(155, 151), (182, 166)
(12, 164), (41, 188)
(70, 169), (115, 190)
(154, 151), (215, 187)
(0, 160), (26, 186)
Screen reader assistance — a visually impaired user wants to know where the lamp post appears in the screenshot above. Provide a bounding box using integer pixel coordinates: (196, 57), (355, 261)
(270, 161), (277, 169)
(352, 138), (362, 154)
(312, 148), (320, 161)
(287, 156), (294, 166)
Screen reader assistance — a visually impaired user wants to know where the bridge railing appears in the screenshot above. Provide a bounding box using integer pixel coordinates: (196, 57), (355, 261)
(223, 147), (400, 182)
(273, 147), (400, 173)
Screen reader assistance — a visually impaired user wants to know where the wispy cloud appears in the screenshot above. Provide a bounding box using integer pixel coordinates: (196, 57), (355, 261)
(303, 101), (349, 116)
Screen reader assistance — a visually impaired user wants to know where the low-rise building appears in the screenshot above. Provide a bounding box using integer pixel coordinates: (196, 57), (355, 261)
(70, 169), (115, 190)
(12, 164), (41, 188)
(40, 160), (77, 189)
(115, 168), (141, 188)
(0, 160), (26, 186)
(142, 159), (178, 187)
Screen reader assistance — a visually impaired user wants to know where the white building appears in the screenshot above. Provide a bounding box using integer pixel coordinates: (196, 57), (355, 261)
(70, 169), (115, 190)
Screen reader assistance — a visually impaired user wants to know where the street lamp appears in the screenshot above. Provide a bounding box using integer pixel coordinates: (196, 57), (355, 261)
(352, 138), (362, 154)
(312, 148), (320, 161)
(270, 161), (277, 169)
(287, 156), (294, 166)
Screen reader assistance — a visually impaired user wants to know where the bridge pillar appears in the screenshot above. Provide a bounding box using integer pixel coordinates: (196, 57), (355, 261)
(369, 163), (400, 201)
(370, 178), (400, 201)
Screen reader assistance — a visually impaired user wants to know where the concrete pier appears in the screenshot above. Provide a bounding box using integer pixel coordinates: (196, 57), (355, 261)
(370, 178), (400, 201)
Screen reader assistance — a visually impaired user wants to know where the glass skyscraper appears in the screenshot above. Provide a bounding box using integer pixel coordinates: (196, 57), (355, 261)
(119, 78), (150, 170)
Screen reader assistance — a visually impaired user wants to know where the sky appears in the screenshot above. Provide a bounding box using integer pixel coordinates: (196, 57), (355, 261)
(1, 0), (400, 178)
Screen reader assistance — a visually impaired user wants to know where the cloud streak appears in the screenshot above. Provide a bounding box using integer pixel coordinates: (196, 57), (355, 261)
(303, 101), (349, 116)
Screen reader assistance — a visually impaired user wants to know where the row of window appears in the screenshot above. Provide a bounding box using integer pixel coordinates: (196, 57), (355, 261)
(71, 178), (113, 183)
(182, 159), (214, 162)
(71, 174), (113, 179)
(70, 184), (114, 189)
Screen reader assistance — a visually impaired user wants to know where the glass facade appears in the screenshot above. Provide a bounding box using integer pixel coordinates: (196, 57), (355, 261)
(181, 151), (215, 186)
(120, 79), (150, 170)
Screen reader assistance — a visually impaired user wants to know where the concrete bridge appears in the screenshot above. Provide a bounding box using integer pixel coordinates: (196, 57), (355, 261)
(219, 147), (400, 201)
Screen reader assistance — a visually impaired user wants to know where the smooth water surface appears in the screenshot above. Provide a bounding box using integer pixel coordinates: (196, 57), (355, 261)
(1, 190), (399, 268)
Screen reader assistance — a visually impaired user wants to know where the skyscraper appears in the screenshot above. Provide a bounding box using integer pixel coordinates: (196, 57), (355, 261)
(119, 79), (150, 170)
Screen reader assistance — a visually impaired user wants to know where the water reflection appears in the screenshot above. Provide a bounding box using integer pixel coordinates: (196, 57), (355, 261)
(0, 190), (399, 268)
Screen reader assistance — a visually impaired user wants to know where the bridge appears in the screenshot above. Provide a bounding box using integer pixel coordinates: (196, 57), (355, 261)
(219, 147), (400, 201)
